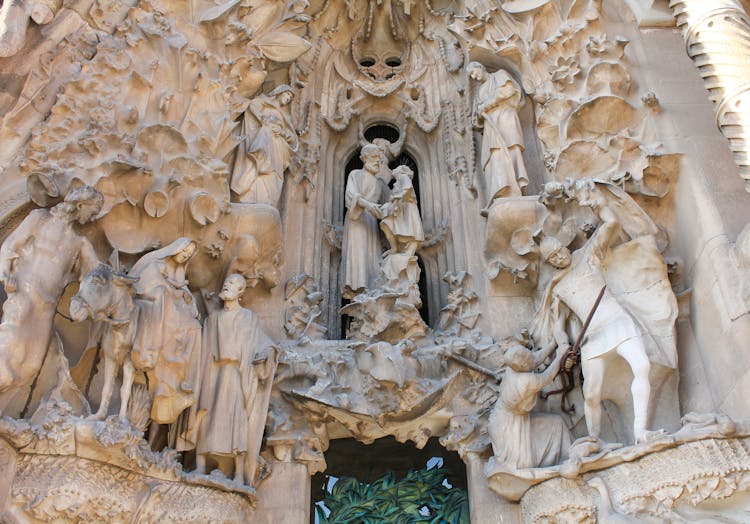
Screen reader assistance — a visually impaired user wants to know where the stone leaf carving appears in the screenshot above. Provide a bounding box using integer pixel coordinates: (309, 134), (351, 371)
(16, 0), (308, 291)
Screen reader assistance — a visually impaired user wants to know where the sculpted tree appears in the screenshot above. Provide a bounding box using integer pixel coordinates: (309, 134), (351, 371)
(0, 186), (102, 408)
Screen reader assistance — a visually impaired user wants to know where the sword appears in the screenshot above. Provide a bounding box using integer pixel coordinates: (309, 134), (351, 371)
(562, 284), (607, 370)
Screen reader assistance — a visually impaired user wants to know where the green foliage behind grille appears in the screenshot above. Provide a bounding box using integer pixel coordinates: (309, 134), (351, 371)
(316, 467), (469, 524)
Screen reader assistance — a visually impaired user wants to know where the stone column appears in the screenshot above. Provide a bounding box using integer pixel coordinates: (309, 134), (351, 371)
(671, 0), (750, 191)
(253, 461), (311, 524)
(465, 453), (520, 524)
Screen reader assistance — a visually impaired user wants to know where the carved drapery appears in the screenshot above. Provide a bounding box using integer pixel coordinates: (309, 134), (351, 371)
(671, 0), (750, 191)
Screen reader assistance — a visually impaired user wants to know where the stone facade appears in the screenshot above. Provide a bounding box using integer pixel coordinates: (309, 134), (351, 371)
(0, 0), (748, 522)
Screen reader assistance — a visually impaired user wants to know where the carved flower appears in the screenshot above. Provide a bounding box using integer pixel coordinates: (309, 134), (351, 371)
(206, 242), (224, 259)
(586, 34), (628, 60)
(551, 57), (581, 86)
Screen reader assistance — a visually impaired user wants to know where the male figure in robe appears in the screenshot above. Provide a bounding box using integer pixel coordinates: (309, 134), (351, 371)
(341, 144), (387, 298)
(196, 274), (277, 485)
(0, 185), (102, 409)
(468, 62), (528, 212)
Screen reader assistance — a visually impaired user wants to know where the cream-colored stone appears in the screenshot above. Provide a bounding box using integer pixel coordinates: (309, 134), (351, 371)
(0, 0), (747, 521)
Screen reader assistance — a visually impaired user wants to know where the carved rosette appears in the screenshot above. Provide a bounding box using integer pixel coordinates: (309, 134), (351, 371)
(671, 0), (750, 191)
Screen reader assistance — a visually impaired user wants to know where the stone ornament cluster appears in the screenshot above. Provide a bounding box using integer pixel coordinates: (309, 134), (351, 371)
(0, 0), (747, 522)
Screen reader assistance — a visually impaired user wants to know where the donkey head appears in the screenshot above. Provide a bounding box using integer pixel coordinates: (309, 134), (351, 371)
(71, 264), (138, 323)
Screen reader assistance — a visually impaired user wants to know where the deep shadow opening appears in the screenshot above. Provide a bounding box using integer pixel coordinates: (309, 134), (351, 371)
(341, 124), (429, 334)
(310, 437), (468, 523)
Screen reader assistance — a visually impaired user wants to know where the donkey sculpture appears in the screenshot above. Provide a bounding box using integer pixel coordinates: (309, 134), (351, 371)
(70, 264), (139, 421)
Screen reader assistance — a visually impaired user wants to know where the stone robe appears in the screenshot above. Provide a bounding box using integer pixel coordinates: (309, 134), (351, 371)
(488, 368), (571, 469)
(342, 169), (384, 296)
(197, 305), (277, 479)
(129, 240), (202, 426)
(477, 70), (528, 203)
(231, 97), (297, 208)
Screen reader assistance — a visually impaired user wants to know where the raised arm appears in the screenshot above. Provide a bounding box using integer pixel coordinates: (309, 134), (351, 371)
(531, 338), (558, 368)
(537, 347), (567, 388)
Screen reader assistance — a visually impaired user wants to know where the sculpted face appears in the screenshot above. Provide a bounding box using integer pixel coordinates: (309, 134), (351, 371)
(506, 345), (535, 372)
(279, 91), (293, 105)
(468, 64), (486, 82)
(219, 274), (246, 301)
(75, 201), (102, 224)
(363, 153), (381, 174)
(174, 242), (197, 264)
(547, 247), (571, 269)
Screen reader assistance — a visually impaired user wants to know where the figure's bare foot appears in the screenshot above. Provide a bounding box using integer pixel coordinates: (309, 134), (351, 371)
(635, 428), (669, 445)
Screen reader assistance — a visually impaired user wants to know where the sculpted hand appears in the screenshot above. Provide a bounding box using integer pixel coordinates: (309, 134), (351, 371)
(367, 203), (383, 219)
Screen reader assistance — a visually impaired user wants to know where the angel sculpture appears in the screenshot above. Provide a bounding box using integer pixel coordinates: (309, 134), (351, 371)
(231, 85), (298, 208)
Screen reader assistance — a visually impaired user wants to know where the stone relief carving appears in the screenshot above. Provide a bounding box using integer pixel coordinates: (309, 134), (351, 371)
(0, 186), (102, 415)
(469, 62), (529, 209)
(487, 338), (570, 470)
(0, 0), (748, 521)
(196, 274), (278, 486)
(532, 179), (678, 445)
(284, 273), (326, 341)
(341, 144), (387, 299)
(231, 86), (298, 207)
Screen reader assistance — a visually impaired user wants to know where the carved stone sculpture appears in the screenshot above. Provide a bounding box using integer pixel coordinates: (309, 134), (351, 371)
(70, 264), (139, 421)
(533, 180), (678, 444)
(0, 186), (102, 409)
(284, 273), (326, 341)
(196, 274), (277, 486)
(0, 0), (60, 57)
(487, 339), (570, 471)
(129, 238), (202, 426)
(341, 144), (386, 298)
(380, 165), (424, 258)
(231, 85), (298, 207)
(469, 62), (529, 209)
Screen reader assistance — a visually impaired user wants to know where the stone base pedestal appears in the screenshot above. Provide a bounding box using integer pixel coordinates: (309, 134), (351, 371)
(520, 437), (750, 523)
(253, 461), (311, 524)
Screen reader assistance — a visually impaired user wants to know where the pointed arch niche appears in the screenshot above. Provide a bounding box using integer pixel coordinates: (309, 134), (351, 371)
(326, 117), (450, 338)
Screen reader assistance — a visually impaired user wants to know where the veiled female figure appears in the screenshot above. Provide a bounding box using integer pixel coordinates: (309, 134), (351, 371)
(130, 238), (202, 426)
(231, 85), (297, 208)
